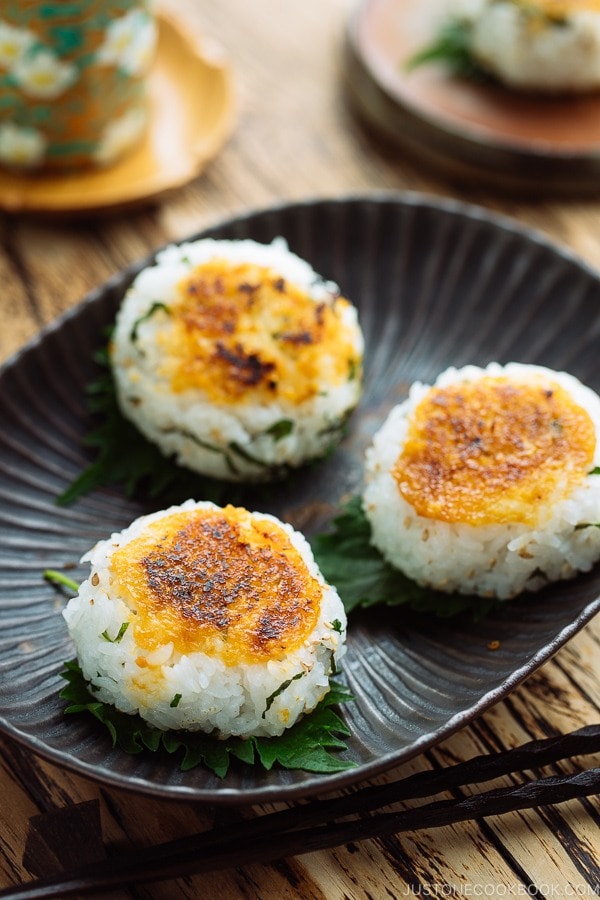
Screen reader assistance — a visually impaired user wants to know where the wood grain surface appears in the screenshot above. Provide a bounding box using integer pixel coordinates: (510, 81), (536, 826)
(1, 0), (599, 896)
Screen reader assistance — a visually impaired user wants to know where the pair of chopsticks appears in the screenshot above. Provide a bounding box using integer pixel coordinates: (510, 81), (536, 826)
(2, 724), (600, 899)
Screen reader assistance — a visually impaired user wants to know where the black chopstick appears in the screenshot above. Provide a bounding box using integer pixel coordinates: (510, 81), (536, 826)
(116, 722), (600, 861)
(2, 725), (599, 900)
(4, 768), (600, 900)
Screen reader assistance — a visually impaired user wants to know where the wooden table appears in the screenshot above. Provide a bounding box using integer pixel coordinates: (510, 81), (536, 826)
(1, 0), (599, 895)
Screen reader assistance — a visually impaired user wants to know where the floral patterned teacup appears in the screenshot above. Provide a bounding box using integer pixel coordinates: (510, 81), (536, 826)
(0, 0), (157, 171)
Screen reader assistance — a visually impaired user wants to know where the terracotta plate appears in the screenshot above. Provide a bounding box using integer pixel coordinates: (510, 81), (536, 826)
(1, 195), (599, 804)
(344, 0), (600, 192)
(0, 12), (235, 216)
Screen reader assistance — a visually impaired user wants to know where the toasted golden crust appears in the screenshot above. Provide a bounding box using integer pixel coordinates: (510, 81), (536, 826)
(110, 505), (322, 664)
(516, 0), (600, 19)
(393, 376), (596, 526)
(156, 260), (361, 405)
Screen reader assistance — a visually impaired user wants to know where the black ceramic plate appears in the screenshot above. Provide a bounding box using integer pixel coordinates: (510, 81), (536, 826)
(1, 194), (599, 804)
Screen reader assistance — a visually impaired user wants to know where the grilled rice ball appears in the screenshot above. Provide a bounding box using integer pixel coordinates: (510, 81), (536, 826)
(363, 362), (600, 599)
(63, 499), (347, 738)
(111, 237), (364, 482)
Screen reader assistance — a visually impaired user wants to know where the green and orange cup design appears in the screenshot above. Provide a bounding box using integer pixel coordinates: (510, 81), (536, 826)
(0, 0), (157, 171)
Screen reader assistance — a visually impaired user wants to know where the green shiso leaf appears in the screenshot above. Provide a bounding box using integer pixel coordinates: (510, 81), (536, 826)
(405, 19), (489, 81)
(44, 569), (80, 595)
(253, 683), (353, 773)
(57, 343), (246, 508)
(59, 661), (355, 778)
(101, 621), (129, 643)
(263, 672), (304, 718)
(130, 301), (169, 343)
(265, 418), (294, 441)
(310, 496), (499, 621)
